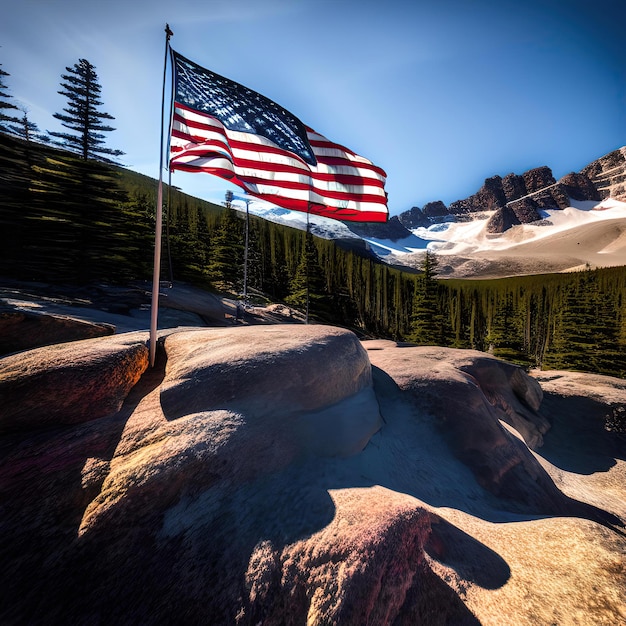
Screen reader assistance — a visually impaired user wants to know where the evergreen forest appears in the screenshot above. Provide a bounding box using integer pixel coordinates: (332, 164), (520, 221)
(1, 132), (625, 379)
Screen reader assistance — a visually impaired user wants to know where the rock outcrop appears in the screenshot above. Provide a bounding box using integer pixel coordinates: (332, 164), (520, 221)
(582, 146), (626, 200)
(0, 332), (148, 434)
(399, 156), (607, 234)
(0, 306), (114, 356)
(363, 343), (567, 513)
(502, 172), (527, 203)
(347, 214), (413, 242)
(422, 200), (449, 219)
(486, 204), (522, 233)
(1, 325), (624, 624)
(397, 205), (432, 228)
(559, 172), (601, 202)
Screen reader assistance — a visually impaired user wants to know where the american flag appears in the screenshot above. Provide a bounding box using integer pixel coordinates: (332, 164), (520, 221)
(169, 51), (388, 223)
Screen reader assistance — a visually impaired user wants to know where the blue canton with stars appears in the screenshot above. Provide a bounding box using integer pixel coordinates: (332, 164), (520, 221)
(173, 51), (316, 167)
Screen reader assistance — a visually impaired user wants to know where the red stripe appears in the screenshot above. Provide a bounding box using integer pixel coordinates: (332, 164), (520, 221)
(172, 111), (229, 141)
(171, 128), (232, 154)
(227, 156), (384, 189)
(256, 194), (388, 222)
(313, 154), (387, 179)
(173, 152), (383, 203)
(172, 149), (384, 201)
(170, 162), (236, 180)
(171, 133), (233, 159)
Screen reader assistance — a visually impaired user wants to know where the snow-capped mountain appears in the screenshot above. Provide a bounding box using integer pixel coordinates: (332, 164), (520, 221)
(235, 147), (626, 279)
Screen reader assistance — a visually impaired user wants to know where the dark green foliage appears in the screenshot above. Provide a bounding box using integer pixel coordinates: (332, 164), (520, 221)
(285, 229), (329, 319)
(49, 59), (124, 163)
(408, 251), (445, 345)
(1, 133), (135, 281)
(0, 64), (19, 132)
(442, 269), (626, 377)
(0, 133), (221, 283)
(207, 207), (244, 291)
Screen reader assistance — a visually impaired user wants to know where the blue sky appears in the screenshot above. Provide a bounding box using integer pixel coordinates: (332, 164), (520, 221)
(2, 0), (624, 217)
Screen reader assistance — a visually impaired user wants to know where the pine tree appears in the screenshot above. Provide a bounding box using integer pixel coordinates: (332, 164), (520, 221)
(7, 107), (50, 143)
(49, 59), (124, 163)
(0, 64), (20, 132)
(408, 250), (444, 344)
(285, 231), (327, 319)
(207, 207), (244, 291)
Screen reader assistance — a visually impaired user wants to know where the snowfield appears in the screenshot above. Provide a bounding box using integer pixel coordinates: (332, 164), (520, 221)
(241, 197), (626, 278)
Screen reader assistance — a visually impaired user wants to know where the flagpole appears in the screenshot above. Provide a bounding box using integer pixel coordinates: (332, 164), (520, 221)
(243, 197), (250, 307)
(149, 23), (173, 367)
(305, 203), (310, 324)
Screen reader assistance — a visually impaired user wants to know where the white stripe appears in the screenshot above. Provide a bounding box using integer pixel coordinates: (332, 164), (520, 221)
(171, 155), (236, 173)
(173, 149), (386, 201)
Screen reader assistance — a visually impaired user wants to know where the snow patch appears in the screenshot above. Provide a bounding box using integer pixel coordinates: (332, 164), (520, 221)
(234, 195), (626, 268)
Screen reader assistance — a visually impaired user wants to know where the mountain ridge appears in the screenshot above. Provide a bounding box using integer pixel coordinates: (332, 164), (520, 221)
(397, 145), (626, 236)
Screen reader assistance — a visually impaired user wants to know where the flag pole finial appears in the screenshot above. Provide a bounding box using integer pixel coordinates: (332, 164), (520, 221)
(165, 23), (173, 40)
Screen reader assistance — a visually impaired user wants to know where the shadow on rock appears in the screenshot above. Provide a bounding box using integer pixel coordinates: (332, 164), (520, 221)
(538, 392), (625, 475)
(0, 347), (166, 625)
(425, 516), (511, 589)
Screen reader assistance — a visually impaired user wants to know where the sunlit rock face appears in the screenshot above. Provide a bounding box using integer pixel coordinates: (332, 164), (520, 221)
(582, 146), (626, 200)
(1, 326), (624, 625)
(0, 332), (148, 433)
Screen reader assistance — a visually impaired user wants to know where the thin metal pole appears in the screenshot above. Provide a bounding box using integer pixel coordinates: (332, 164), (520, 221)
(166, 168), (174, 286)
(243, 198), (250, 305)
(305, 206), (310, 324)
(149, 23), (173, 367)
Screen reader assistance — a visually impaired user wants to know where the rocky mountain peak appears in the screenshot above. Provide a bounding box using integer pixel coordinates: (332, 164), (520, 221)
(396, 206), (431, 229)
(581, 146), (626, 200)
(347, 214), (414, 241)
(400, 152), (613, 234)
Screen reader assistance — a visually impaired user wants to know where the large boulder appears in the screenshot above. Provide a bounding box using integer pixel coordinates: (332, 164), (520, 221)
(78, 326), (383, 534)
(0, 332), (148, 433)
(364, 342), (566, 512)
